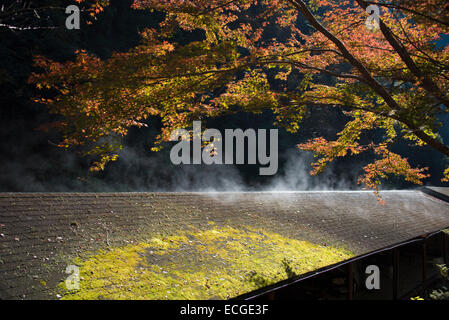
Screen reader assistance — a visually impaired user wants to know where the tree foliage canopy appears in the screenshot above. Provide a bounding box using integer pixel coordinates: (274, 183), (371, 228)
(29, 0), (449, 191)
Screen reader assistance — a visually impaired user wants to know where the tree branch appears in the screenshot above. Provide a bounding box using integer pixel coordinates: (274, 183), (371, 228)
(355, 0), (449, 109)
(365, 1), (449, 27)
(287, 0), (449, 157)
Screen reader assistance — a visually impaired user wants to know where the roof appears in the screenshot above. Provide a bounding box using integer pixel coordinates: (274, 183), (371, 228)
(1, 190), (449, 300)
(423, 186), (449, 203)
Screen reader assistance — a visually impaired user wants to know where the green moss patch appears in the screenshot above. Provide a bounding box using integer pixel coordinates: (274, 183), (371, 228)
(59, 225), (353, 300)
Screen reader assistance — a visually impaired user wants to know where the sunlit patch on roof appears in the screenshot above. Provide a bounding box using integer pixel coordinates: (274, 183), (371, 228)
(59, 225), (352, 300)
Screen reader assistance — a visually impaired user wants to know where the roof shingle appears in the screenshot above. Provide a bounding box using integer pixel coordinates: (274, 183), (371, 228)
(1, 190), (448, 299)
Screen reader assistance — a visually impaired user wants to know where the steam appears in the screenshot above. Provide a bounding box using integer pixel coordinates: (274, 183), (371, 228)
(94, 145), (357, 192)
(0, 129), (357, 192)
(264, 149), (355, 191)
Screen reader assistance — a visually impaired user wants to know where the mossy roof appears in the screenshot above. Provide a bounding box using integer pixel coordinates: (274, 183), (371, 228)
(1, 190), (449, 299)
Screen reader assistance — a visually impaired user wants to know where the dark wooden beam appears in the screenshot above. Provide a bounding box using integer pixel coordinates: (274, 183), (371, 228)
(347, 262), (353, 300)
(422, 238), (427, 285)
(443, 232), (448, 266)
(393, 248), (399, 300)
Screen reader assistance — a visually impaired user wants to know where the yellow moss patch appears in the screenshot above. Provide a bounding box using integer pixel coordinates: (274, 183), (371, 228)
(59, 226), (353, 300)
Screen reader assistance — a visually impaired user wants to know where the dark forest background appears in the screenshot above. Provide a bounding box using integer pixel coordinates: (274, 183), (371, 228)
(0, 0), (448, 192)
